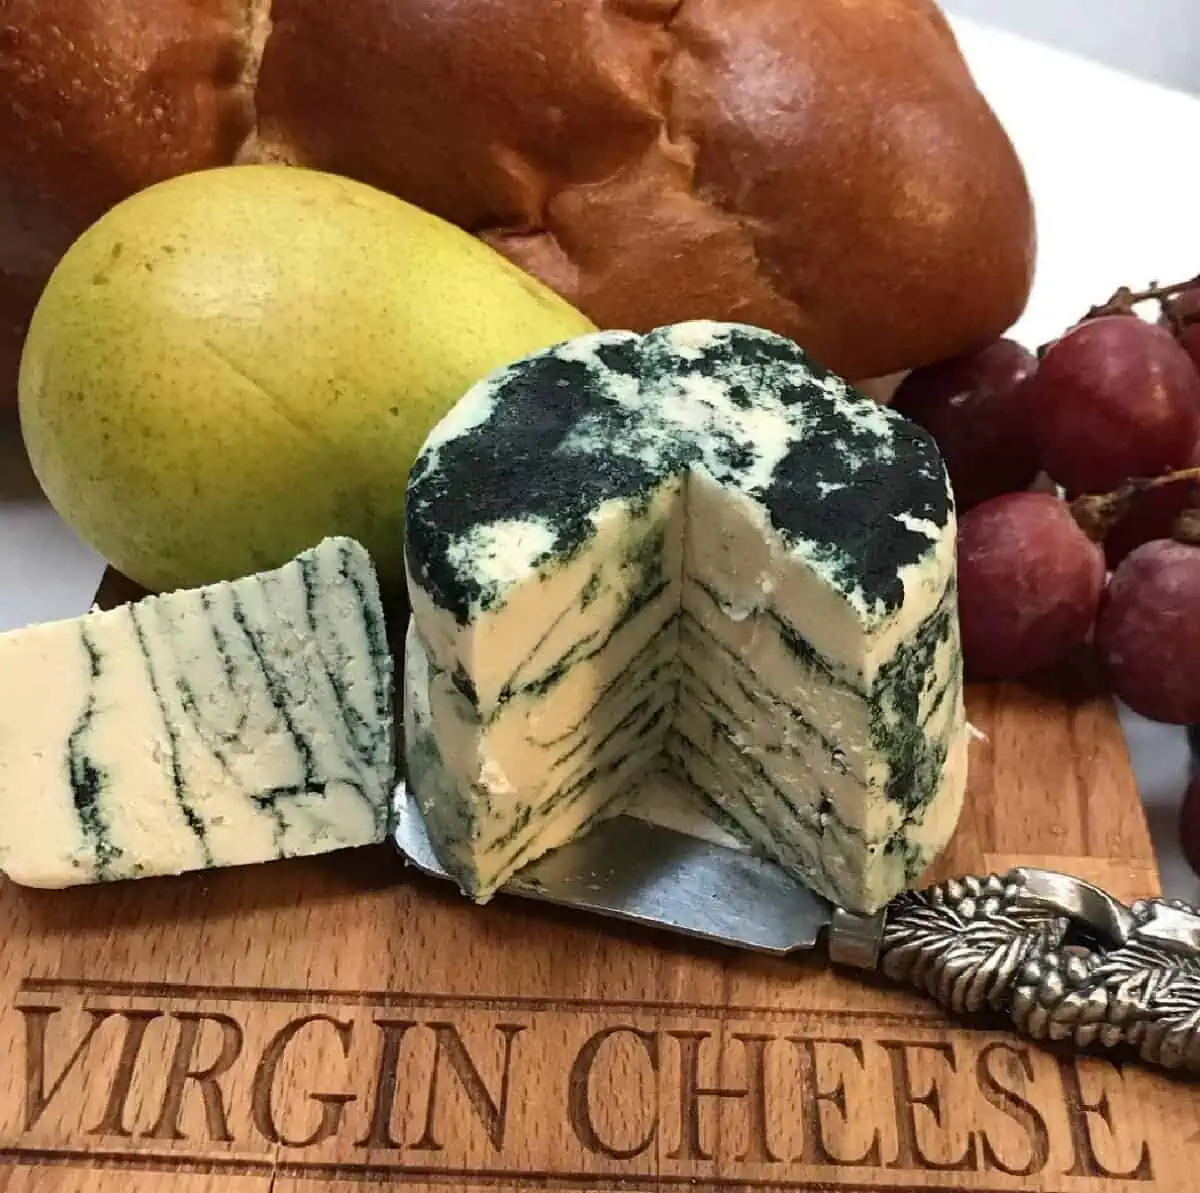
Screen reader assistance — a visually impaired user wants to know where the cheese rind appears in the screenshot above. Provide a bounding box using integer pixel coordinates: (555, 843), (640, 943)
(0, 536), (394, 887)
(405, 320), (967, 912)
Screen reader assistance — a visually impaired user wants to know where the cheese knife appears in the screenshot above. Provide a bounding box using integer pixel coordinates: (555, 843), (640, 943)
(391, 781), (1200, 1077)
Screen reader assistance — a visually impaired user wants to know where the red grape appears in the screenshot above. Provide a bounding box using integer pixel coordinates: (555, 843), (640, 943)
(1027, 315), (1200, 493)
(892, 339), (1040, 509)
(1095, 539), (1200, 724)
(1100, 437), (1200, 569)
(956, 492), (1106, 679)
(1182, 773), (1200, 878)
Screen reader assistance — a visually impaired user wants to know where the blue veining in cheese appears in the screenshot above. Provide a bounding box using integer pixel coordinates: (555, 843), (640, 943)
(404, 321), (967, 913)
(0, 536), (394, 887)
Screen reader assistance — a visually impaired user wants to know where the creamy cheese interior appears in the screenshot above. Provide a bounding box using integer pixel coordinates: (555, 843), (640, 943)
(405, 470), (966, 914)
(408, 478), (684, 886)
(0, 537), (393, 888)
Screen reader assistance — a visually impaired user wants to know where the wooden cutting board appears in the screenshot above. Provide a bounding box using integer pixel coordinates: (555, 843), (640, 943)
(0, 573), (1193, 1193)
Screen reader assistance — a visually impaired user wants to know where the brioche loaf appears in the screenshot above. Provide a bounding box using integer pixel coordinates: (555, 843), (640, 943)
(0, 0), (1035, 409)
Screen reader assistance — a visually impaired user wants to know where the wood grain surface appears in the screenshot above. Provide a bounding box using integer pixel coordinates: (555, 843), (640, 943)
(0, 574), (1193, 1192)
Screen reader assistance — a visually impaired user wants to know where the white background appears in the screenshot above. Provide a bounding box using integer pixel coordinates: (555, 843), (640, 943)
(2, 9), (1199, 903)
(944, 0), (1200, 95)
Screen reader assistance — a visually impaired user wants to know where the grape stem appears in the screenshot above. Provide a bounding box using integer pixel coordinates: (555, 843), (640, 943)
(1083, 276), (1200, 341)
(1037, 276), (1200, 357)
(1070, 467), (1200, 544)
(1085, 276), (1200, 316)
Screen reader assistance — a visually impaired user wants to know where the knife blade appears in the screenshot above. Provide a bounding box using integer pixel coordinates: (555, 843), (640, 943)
(391, 781), (1200, 1076)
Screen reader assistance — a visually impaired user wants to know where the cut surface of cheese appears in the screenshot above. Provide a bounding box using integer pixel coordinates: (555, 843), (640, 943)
(404, 321), (967, 913)
(0, 536), (394, 887)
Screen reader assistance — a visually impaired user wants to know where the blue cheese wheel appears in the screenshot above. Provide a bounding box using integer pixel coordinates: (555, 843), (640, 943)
(404, 321), (967, 914)
(0, 537), (394, 887)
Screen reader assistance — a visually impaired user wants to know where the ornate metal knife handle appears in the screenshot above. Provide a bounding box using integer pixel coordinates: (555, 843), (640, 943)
(832, 868), (1200, 1075)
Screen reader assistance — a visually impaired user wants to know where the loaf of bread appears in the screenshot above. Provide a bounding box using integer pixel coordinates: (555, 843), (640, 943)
(1, 0), (1035, 409)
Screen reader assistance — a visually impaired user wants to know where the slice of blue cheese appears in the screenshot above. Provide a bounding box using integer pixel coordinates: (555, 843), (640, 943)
(0, 536), (394, 887)
(404, 321), (968, 914)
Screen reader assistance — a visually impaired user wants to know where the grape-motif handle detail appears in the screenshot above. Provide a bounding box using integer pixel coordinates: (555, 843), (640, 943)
(878, 869), (1200, 1074)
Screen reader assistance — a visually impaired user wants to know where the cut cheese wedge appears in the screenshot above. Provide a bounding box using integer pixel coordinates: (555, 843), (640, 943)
(0, 536), (394, 887)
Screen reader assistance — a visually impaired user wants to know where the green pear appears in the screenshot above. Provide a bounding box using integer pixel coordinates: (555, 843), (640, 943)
(19, 165), (595, 599)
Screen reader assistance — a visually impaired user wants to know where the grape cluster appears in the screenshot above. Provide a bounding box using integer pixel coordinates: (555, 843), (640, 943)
(894, 279), (1200, 877)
